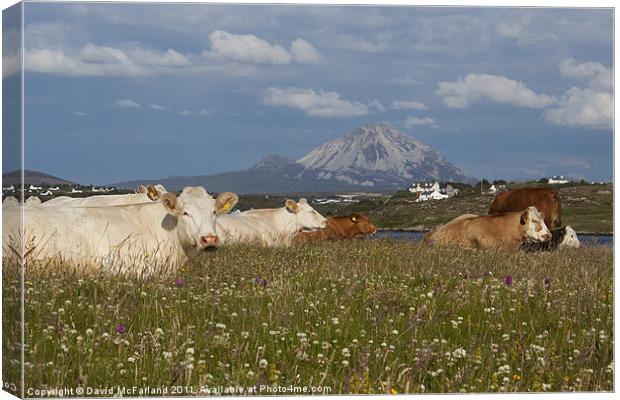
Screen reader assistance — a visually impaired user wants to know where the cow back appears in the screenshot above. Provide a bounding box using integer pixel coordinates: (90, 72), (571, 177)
(489, 187), (561, 228)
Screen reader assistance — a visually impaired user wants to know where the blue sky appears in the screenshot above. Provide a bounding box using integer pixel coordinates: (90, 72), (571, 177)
(4, 3), (613, 184)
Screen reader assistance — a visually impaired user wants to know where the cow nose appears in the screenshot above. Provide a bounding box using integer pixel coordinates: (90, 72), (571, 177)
(542, 233), (552, 242)
(199, 235), (220, 248)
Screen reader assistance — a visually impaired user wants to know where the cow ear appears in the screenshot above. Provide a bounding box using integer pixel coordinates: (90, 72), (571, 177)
(285, 199), (299, 213)
(215, 192), (239, 215)
(146, 185), (160, 201)
(351, 215), (358, 223)
(520, 209), (528, 225)
(136, 185), (147, 194)
(161, 193), (181, 215)
(299, 198), (308, 204)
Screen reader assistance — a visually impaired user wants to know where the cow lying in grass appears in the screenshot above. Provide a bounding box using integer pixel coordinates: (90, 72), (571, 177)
(216, 198), (327, 247)
(295, 213), (376, 242)
(425, 206), (552, 250)
(521, 225), (580, 251)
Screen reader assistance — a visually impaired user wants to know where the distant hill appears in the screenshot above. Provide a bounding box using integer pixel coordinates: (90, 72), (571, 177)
(2, 170), (75, 186)
(113, 123), (476, 193)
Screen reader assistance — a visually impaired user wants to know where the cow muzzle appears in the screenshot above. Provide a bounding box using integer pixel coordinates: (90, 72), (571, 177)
(541, 232), (552, 242)
(199, 234), (220, 249)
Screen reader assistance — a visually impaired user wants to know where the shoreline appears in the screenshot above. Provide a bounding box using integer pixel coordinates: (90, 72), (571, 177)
(377, 228), (613, 236)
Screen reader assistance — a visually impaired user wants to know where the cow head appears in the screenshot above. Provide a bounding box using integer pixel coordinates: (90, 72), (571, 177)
(2, 196), (19, 207)
(559, 226), (580, 249)
(520, 206), (552, 243)
(285, 198), (327, 232)
(349, 213), (377, 236)
(160, 187), (238, 251)
(25, 196), (42, 206)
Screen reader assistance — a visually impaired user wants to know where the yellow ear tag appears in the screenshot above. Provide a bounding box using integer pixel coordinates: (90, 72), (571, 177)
(351, 216), (357, 222)
(147, 188), (159, 201)
(222, 202), (231, 211)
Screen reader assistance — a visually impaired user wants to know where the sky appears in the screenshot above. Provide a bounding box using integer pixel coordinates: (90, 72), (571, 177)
(2, 3), (614, 184)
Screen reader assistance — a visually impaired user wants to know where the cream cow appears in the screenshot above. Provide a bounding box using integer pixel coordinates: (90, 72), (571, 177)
(216, 198), (327, 246)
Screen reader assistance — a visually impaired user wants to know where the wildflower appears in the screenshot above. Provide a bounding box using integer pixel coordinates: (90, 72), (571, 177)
(241, 331), (250, 339)
(215, 323), (226, 330)
(452, 348), (467, 359)
(342, 360), (349, 367)
(259, 359), (268, 368)
(116, 324), (126, 334)
(544, 277), (551, 289)
(254, 275), (261, 283)
(175, 278), (186, 287)
(128, 356), (136, 363)
(331, 317), (340, 325)
(513, 374), (521, 382)
(163, 352), (173, 360)
(261, 278), (268, 287)
(505, 275), (513, 286)
(155, 328), (164, 335)
(391, 388), (398, 394)
(186, 348), (195, 355)
(341, 348), (351, 358)
(85, 328), (94, 336)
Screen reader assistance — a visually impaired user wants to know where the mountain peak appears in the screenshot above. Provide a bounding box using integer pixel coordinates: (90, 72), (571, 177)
(251, 154), (297, 170)
(297, 123), (476, 186)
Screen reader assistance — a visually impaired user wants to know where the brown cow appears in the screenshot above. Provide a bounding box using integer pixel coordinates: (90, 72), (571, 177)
(425, 206), (552, 250)
(295, 213), (376, 242)
(489, 187), (561, 228)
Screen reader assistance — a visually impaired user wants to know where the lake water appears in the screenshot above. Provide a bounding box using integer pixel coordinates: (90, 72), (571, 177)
(375, 230), (613, 246)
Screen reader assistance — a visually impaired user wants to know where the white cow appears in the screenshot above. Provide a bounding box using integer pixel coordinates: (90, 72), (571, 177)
(216, 198), (327, 246)
(40, 184), (166, 207)
(3, 196), (19, 207)
(25, 196), (42, 206)
(2, 186), (238, 276)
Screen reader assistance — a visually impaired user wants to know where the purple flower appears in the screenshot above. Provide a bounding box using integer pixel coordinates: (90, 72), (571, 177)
(254, 275), (261, 284)
(175, 278), (186, 287)
(505, 275), (513, 286)
(544, 277), (551, 289)
(116, 324), (126, 334)
(261, 278), (268, 287)
(483, 271), (491, 279)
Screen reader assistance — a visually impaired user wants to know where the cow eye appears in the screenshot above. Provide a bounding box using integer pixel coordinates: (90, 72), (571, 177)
(183, 211), (190, 217)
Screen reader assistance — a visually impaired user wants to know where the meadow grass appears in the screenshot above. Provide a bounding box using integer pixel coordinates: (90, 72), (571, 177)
(3, 239), (613, 395)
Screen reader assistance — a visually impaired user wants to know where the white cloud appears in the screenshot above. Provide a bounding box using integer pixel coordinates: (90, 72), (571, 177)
(544, 87), (612, 130)
(3, 28), (21, 79)
(209, 30), (322, 66)
(559, 57), (612, 91)
(391, 100), (428, 110)
(209, 30), (291, 64)
(199, 109), (215, 116)
(148, 103), (170, 110)
(404, 116), (439, 129)
(262, 87), (370, 118)
(368, 98), (386, 112)
(389, 77), (420, 86)
(25, 42), (193, 77)
(179, 110), (191, 115)
(74, 111), (88, 116)
(115, 99), (140, 108)
(291, 38), (322, 64)
(436, 73), (555, 109)
(329, 33), (388, 53)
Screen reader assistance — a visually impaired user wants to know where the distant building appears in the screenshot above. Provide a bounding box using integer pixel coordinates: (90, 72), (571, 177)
(548, 176), (570, 184)
(49, 186), (60, 191)
(71, 188), (83, 194)
(410, 181), (458, 202)
(41, 190), (53, 196)
(29, 184), (42, 191)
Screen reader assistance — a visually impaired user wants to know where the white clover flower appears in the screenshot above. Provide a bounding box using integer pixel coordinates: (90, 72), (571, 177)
(452, 348), (467, 359)
(331, 317), (340, 325)
(155, 328), (164, 335)
(341, 348), (351, 358)
(163, 352), (173, 360)
(241, 331), (250, 339)
(85, 329), (94, 336)
(215, 323), (226, 330)
(341, 360), (349, 367)
(259, 359), (268, 368)
(186, 348), (195, 355)
(128, 357), (135, 363)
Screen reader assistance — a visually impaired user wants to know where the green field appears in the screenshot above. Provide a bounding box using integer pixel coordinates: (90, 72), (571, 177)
(3, 240), (613, 395)
(236, 183), (613, 234)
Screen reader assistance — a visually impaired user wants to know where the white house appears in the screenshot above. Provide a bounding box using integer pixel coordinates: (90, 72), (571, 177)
(29, 184), (42, 191)
(548, 176), (569, 184)
(49, 186), (60, 191)
(40, 190), (53, 196)
(71, 188), (83, 194)
(3, 185), (15, 192)
(416, 189), (449, 202)
(92, 187), (105, 192)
